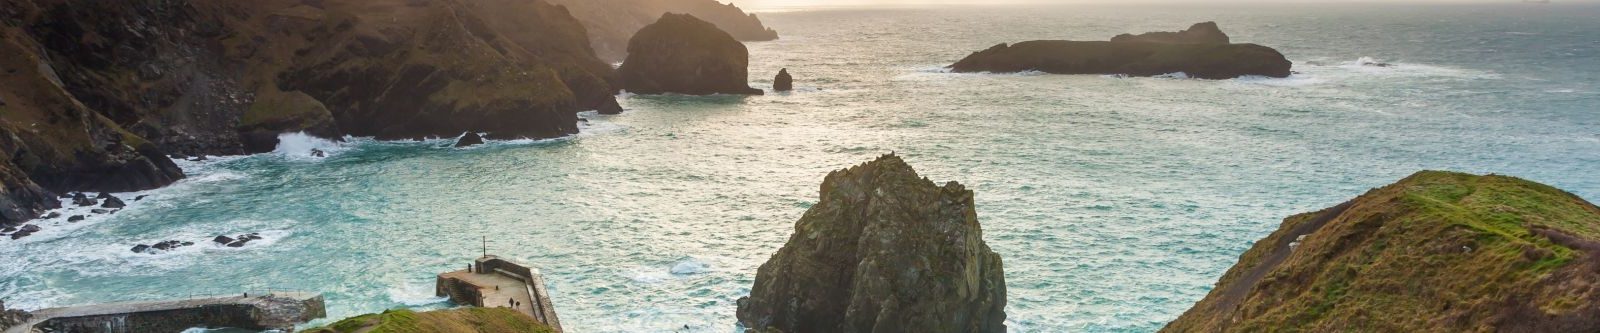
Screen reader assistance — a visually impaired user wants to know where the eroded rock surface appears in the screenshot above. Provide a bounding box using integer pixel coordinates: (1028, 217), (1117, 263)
(619, 14), (763, 95)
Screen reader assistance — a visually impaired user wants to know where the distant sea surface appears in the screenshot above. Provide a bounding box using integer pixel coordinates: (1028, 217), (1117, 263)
(3, 4), (1598, 332)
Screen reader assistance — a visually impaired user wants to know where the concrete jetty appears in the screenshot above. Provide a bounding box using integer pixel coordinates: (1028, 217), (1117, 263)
(4, 292), (324, 333)
(437, 255), (563, 333)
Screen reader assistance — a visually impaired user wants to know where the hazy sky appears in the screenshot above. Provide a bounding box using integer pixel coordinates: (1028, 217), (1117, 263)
(730, 0), (1585, 10)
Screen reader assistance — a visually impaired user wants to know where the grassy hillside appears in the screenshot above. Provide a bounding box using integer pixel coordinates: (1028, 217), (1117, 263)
(1164, 171), (1600, 332)
(305, 308), (555, 333)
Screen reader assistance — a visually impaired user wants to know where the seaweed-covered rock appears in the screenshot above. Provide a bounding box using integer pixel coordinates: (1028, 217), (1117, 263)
(950, 23), (1290, 79)
(736, 154), (1006, 333)
(1164, 171), (1600, 332)
(619, 14), (763, 95)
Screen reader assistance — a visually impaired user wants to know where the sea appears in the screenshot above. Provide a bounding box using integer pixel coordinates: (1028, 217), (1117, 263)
(2, 3), (1597, 332)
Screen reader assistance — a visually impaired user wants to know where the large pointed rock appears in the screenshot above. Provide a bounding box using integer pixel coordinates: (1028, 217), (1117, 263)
(773, 68), (793, 92)
(618, 14), (763, 95)
(736, 154), (1006, 333)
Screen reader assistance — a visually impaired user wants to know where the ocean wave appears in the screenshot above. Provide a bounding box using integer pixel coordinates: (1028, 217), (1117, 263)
(388, 281), (449, 306)
(669, 257), (713, 275)
(273, 132), (347, 160)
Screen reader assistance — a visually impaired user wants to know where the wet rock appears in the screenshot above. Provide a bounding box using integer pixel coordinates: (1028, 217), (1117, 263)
(131, 244), (151, 253)
(618, 14), (764, 95)
(596, 97), (624, 115)
(226, 240), (248, 247)
(134, 195), (148, 201)
(736, 154), (1007, 333)
(96, 192), (115, 200)
(67, 215), (85, 222)
(310, 149), (326, 158)
(72, 193), (96, 207)
(9, 225), (40, 239)
(41, 212), (61, 219)
(773, 68), (793, 92)
(91, 209), (111, 214)
(455, 132), (485, 148)
(101, 196), (126, 208)
(188, 155), (208, 162)
(213, 235), (235, 244)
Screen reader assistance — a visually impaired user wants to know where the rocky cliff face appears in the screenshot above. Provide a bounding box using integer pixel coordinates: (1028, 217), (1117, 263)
(950, 22), (1290, 79)
(545, 0), (777, 62)
(0, 0), (622, 224)
(619, 14), (762, 95)
(1111, 22), (1230, 44)
(736, 154), (1007, 333)
(1164, 171), (1600, 332)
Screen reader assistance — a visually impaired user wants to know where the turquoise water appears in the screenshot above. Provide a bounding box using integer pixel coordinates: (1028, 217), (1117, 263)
(3, 4), (1599, 332)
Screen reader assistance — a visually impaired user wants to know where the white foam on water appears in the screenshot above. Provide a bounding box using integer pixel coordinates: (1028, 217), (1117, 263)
(669, 257), (712, 275)
(1230, 74), (1326, 87)
(272, 132), (346, 160)
(1152, 72), (1191, 79)
(1325, 56), (1500, 79)
(387, 281), (449, 306)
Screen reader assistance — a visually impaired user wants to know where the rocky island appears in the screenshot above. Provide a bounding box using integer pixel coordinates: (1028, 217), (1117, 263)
(1164, 171), (1600, 332)
(736, 154), (1007, 333)
(949, 22), (1292, 79)
(545, 0), (778, 62)
(619, 14), (764, 95)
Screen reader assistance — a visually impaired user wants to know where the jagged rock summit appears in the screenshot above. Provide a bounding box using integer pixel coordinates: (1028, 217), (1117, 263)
(950, 22), (1291, 79)
(545, 0), (779, 62)
(773, 68), (794, 92)
(736, 154), (1007, 333)
(1111, 21), (1230, 44)
(618, 13), (763, 95)
(1165, 171), (1600, 332)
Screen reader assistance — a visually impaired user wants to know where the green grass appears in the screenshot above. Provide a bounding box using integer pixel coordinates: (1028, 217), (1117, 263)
(304, 308), (556, 333)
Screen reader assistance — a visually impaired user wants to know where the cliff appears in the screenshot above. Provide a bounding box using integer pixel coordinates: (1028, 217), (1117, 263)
(1164, 171), (1600, 332)
(736, 154), (1007, 333)
(545, 0), (778, 62)
(949, 22), (1291, 79)
(306, 308), (555, 333)
(0, 0), (621, 224)
(618, 14), (763, 95)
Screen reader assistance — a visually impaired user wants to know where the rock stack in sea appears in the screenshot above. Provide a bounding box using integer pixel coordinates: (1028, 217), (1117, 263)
(618, 14), (764, 95)
(949, 22), (1291, 79)
(773, 69), (794, 92)
(1164, 171), (1600, 332)
(455, 132), (485, 148)
(736, 154), (1007, 333)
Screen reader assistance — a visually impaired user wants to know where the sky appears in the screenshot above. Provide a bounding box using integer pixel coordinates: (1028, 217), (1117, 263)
(729, 0), (1583, 11)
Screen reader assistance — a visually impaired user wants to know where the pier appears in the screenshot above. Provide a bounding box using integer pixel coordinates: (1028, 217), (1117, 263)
(436, 255), (563, 333)
(4, 292), (324, 333)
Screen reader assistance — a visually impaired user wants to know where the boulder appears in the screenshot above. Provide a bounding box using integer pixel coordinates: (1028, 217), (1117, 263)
(134, 195), (148, 201)
(774, 68), (793, 92)
(213, 235), (235, 245)
(1111, 22), (1230, 44)
(455, 132), (485, 148)
(949, 23), (1291, 79)
(41, 212), (60, 219)
(226, 240), (248, 247)
(96, 192), (114, 200)
(67, 215), (85, 222)
(131, 244), (151, 253)
(619, 14), (764, 95)
(91, 209), (111, 214)
(736, 154), (1007, 333)
(101, 196), (126, 208)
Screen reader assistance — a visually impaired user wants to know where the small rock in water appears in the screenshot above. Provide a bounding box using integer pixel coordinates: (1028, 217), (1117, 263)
(310, 148), (326, 158)
(67, 215), (85, 222)
(134, 195), (149, 201)
(72, 193), (96, 207)
(774, 68), (794, 92)
(226, 240), (248, 247)
(102, 196), (126, 208)
(91, 209), (111, 214)
(189, 155), (208, 161)
(9, 225), (40, 239)
(42, 212), (61, 219)
(96, 192), (114, 200)
(1, 227), (14, 233)
(213, 235), (235, 244)
(131, 244), (150, 253)
(455, 131), (485, 148)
